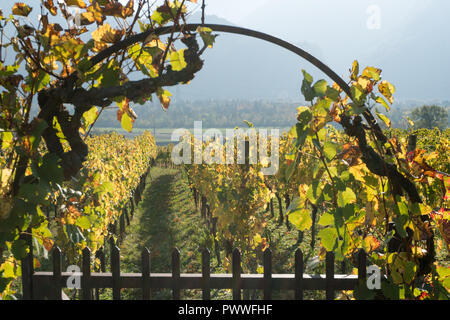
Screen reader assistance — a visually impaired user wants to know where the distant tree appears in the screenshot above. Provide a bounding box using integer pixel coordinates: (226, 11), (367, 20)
(411, 105), (449, 130)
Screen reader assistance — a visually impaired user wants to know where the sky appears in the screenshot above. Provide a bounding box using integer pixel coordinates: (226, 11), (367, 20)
(6, 0), (450, 101)
(188, 0), (272, 24)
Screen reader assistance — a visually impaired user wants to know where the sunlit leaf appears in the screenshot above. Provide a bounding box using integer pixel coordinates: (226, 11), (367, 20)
(12, 3), (32, 16)
(65, 0), (87, 9)
(170, 49), (187, 71)
(376, 110), (391, 128)
(121, 112), (133, 132)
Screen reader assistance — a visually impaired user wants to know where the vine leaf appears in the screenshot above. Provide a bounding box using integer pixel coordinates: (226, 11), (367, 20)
(170, 49), (187, 71)
(196, 27), (218, 48)
(65, 0), (87, 9)
(12, 3), (32, 16)
(378, 80), (395, 104)
(376, 110), (391, 128)
(318, 227), (338, 251)
(121, 113), (133, 132)
(92, 23), (124, 44)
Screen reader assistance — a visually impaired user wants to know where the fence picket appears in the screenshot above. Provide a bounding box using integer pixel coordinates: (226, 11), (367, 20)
(82, 247), (92, 300)
(111, 243), (121, 300)
(263, 249), (272, 300)
(52, 247), (62, 300)
(358, 249), (367, 285)
(172, 248), (181, 300)
(326, 251), (335, 300)
(142, 248), (151, 300)
(202, 249), (211, 300)
(294, 249), (304, 300)
(95, 248), (105, 300)
(232, 248), (241, 300)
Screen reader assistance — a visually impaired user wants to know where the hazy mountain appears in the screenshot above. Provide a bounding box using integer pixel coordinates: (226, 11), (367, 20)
(176, 13), (325, 101)
(8, 1), (450, 104)
(229, 0), (449, 101)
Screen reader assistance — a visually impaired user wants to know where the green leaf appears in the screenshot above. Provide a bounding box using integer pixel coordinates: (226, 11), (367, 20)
(326, 86), (340, 101)
(37, 153), (64, 184)
(18, 182), (51, 206)
(26, 71), (50, 93)
(337, 188), (356, 208)
(287, 200), (312, 232)
(318, 227), (338, 251)
(30, 119), (48, 151)
(302, 70), (313, 85)
(151, 10), (171, 25)
(393, 211), (409, 238)
(313, 80), (328, 97)
(196, 27), (218, 48)
(323, 141), (337, 160)
(403, 261), (417, 284)
(76, 216), (91, 229)
(98, 64), (120, 87)
(0, 64), (19, 77)
(318, 212), (334, 226)
(301, 70), (315, 101)
(11, 239), (29, 260)
(306, 179), (322, 205)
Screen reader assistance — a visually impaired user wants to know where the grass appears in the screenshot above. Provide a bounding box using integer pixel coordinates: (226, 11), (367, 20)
(112, 167), (229, 299)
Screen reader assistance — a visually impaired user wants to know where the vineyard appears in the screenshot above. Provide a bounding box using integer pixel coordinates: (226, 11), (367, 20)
(0, 1), (449, 301)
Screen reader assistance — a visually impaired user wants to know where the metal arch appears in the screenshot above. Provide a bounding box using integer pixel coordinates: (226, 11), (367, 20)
(91, 23), (352, 97)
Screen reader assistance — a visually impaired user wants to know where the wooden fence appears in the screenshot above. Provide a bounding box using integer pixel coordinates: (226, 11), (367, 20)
(23, 244), (368, 300)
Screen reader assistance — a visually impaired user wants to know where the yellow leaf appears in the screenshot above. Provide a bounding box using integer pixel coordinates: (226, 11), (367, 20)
(12, 3), (32, 16)
(121, 113), (133, 132)
(92, 24), (124, 44)
(378, 80), (395, 104)
(170, 49), (187, 71)
(362, 235), (380, 252)
(122, 0), (134, 18)
(357, 76), (371, 91)
(65, 0), (87, 8)
(43, 0), (58, 16)
(157, 89), (171, 110)
(79, 12), (96, 26)
(362, 66), (382, 81)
